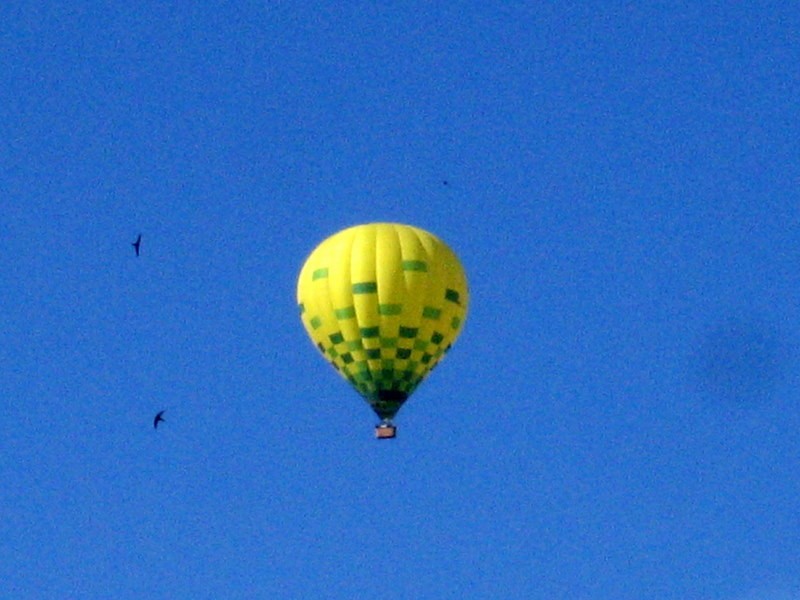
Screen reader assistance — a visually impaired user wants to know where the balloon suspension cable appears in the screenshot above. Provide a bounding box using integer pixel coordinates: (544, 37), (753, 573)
(375, 419), (397, 440)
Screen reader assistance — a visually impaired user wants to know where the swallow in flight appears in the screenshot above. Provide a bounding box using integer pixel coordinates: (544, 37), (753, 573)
(154, 410), (166, 429)
(132, 234), (142, 257)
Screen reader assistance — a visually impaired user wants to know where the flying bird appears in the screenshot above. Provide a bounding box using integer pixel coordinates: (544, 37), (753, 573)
(153, 410), (165, 429)
(132, 234), (142, 257)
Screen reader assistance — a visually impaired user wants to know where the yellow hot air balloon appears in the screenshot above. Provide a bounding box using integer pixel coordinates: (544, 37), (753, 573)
(297, 223), (469, 438)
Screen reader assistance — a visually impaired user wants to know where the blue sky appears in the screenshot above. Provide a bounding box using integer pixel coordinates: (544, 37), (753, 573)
(2, 3), (799, 598)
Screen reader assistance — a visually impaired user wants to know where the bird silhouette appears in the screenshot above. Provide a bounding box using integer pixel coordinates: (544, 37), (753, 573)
(153, 410), (165, 429)
(132, 234), (142, 256)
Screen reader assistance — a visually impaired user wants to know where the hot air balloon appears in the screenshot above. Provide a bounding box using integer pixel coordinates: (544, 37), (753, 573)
(297, 223), (469, 438)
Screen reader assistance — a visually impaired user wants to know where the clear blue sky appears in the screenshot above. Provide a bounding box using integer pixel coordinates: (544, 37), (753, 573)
(2, 3), (799, 599)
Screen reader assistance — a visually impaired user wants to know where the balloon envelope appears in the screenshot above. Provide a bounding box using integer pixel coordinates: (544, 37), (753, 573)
(297, 223), (469, 422)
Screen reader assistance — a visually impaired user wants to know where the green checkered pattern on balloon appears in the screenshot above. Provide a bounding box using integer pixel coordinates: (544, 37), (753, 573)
(297, 277), (464, 408)
(300, 314), (453, 393)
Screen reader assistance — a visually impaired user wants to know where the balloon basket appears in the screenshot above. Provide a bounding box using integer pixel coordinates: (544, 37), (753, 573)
(375, 423), (397, 439)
